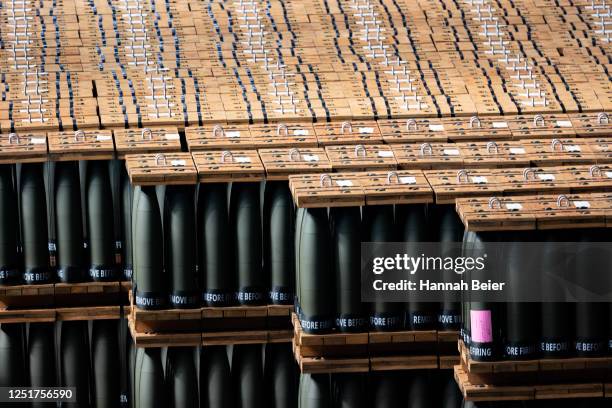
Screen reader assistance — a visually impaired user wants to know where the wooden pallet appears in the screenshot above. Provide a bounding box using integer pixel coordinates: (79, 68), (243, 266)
(125, 152), (197, 185)
(0, 132), (48, 163)
(128, 294), (293, 347)
(114, 128), (182, 158)
(259, 147), (332, 180)
(456, 340), (612, 401)
(0, 305), (121, 324)
(288, 170), (433, 207)
(192, 149), (265, 183)
(292, 313), (458, 373)
(456, 192), (612, 231)
(47, 129), (114, 161)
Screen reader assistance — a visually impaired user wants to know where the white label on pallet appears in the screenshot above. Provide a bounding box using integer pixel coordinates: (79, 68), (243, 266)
(399, 176), (417, 184)
(505, 203), (523, 211)
(171, 159), (186, 166)
(226, 131), (241, 138)
(443, 148), (460, 156)
(293, 129), (309, 136)
(378, 150), (394, 158)
(235, 156), (251, 163)
(509, 147), (526, 155)
(564, 145), (581, 152)
(336, 180), (353, 187)
(30, 137), (46, 144)
(471, 176), (488, 184)
(607, 172), (612, 178)
(303, 154), (319, 162)
(165, 133), (180, 140)
(429, 124), (445, 131)
(492, 121), (508, 128)
(358, 127), (374, 134)
(96, 134), (112, 141)
(538, 174), (555, 181)
(574, 201), (590, 209)
(556, 120), (573, 128)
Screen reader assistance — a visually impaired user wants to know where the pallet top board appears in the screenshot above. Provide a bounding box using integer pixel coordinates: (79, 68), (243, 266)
(289, 170), (432, 207)
(47, 129), (114, 160)
(325, 144), (398, 171)
(313, 120), (383, 145)
(425, 164), (612, 204)
(0, 132), (48, 163)
(192, 149), (265, 183)
(113, 128), (182, 157)
(259, 147), (332, 180)
(125, 153), (197, 185)
(456, 192), (612, 231)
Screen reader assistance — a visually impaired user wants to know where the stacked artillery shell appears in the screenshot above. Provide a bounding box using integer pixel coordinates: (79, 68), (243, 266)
(20, 163), (52, 284)
(92, 320), (121, 408)
(133, 186), (166, 309)
(231, 182), (266, 305)
(439, 372), (462, 408)
(85, 161), (118, 281)
(299, 373), (331, 408)
(264, 181), (295, 305)
(166, 347), (199, 408)
(264, 343), (298, 408)
(540, 230), (573, 358)
(121, 167), (134, 281)
(434, 205), (464, 331)
(296, 208), (335, 334)
(331, 207), (366, 332)
(396, 205), (435, 331)
(463, 231), (500, 361)
(200, 346), (233, 408)
(134, 348), (166, 408)
(0, 165), (20, 284)
(60, 321), (92, 406)
(28, 323), (57, 408)
(370, 372), (402, 408)
(574, 228), (608, 357)
(405, 371), (431, 408)
(232, 344), (264, 408)
(198, 184), (236, 306)
(503, 232), (539, 360)
(164, 186), (199, 308)
(0, 324), (26, 388)
(332, 374), (366, 408)
(363, 205), (402, 331)
(55, 161), (87, 282)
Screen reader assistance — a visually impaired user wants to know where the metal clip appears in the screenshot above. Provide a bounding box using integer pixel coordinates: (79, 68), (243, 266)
(598, 112), (609, 124)
(419, 143), (433, 156)
(288, 148), (301, 161)
(8, 133), (20, 144)
(341, 121), (353, 134)
(354, 144), (366, 157)
(556, 194), (570, 208)
(486, 141), (498, 154)
(74, 130), (86, 142)
(320, 173), (332, 187)
(277, 123), (288, 136)
(551, 139), (563, 152)
(488, 197), (502, 209)
(386, 171), (399, 184)
(220, 150), (233, 163)
(141, 128), (153, 140)
(533, 114), (545, 127)
(155, 153), (167, 165)
(456, 169), (469, 183)
(523, 168), (536, 181)
(212, 125), (225, 138)
(406, 119), (418, 131)
(589, 165), (602, 178)
(469, 116), (481, 128)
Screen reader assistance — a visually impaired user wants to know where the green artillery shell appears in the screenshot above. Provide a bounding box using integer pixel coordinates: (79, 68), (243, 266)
(405, 371), (430, 408)
(60, 321), (91, 406)
(363, 205), (402, 331)
(200, 346), (233, 408)
(396, 204), (435, 331)
(86, 161), (117, 281)
(264, 181), (295, 305)
(166, 347), (198, 408)
(540, 230), (572, 358)
(164, 186), (199, 309)
(28, 323), (57, 408)
(0, 165), (19, 284)
(370, 373), (401, 408)
(332, 374), (366, 408)
(439, 372), (462, 408)
(264, 343), (298, 408)
(294, 207), (305, 320)
(198, 183), (236, 306)
(121, 167), (133, 281)
(464, 231), (499, 362)
(434, 205), (463, 331)
(20, 163), (52, 284)
(0, 323), (26, 387)
(232, 344), (264, 408)
(297, 208), (334, 334)
(55, 161), (86, 282)
(135, 347), (166, 408)
(575, 228), (607, 357)
(331, 207), (366, 332)
(92, 320), (121, 408)
(503, 232), (538, 360)
(133, 186), (166, 310)
(230, 183), (266, 305)
(298, 374), (331, 408)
